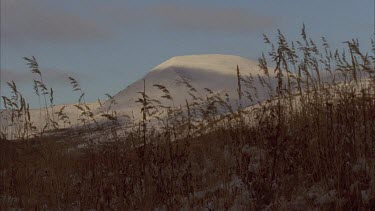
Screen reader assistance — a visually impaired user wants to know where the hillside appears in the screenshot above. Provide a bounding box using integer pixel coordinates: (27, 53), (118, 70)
(97, 54), (276, 120)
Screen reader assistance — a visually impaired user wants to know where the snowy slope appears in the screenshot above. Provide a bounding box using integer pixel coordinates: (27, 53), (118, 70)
(97, 54), (276, 119)
(0, 102), (100, 139)
(1, 54), (276, 138)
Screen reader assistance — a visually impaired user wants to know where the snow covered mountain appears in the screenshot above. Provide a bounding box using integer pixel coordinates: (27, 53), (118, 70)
(97, 54), (275, 119)
(0, 54), (276, 138)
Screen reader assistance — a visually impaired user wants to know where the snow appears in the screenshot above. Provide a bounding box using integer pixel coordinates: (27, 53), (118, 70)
(97, 54), (275, 120)
(1, 54), (276, 137)
(0, 102), (100, 139)
(2, 54), (372, 139)
(152, 54), (258, 76)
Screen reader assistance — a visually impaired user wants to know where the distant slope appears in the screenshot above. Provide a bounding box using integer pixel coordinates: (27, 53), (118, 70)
(1, 54), (276, 137)
(0, 102), (100, 138)
(97, 54), (276, 119)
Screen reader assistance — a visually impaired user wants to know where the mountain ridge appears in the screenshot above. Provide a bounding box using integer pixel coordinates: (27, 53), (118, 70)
(97, 54), (274, 119)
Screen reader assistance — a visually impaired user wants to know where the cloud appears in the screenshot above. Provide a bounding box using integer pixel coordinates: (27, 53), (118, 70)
(148, 4), (277, 33)
(1, 0), (110, 44)
(1, 1), (278, 45)
(95, 3), (278, 33)
(1, 68), (82, 86)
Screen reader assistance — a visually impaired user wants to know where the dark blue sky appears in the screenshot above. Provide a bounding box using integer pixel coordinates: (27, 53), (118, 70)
(1, 0), (374, 107)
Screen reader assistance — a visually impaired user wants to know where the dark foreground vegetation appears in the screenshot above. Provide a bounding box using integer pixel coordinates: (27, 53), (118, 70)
(1, 27), (375, 210)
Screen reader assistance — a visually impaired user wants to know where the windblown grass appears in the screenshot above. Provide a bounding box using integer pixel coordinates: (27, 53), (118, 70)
(1, 26), (375, 210)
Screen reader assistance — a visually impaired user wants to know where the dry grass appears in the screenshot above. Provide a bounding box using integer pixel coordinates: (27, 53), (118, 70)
(1, 26), (375, 210)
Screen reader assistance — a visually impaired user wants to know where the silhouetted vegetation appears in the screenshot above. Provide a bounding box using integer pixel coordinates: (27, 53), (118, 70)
(1, 26), (375, 210)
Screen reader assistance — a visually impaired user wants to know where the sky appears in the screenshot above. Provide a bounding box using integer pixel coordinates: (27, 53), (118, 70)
(1, 0), (374, 108)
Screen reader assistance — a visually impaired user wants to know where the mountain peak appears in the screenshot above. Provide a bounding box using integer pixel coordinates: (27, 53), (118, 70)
(96, 54), (274, 119)
(151, 54), (258, 75)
